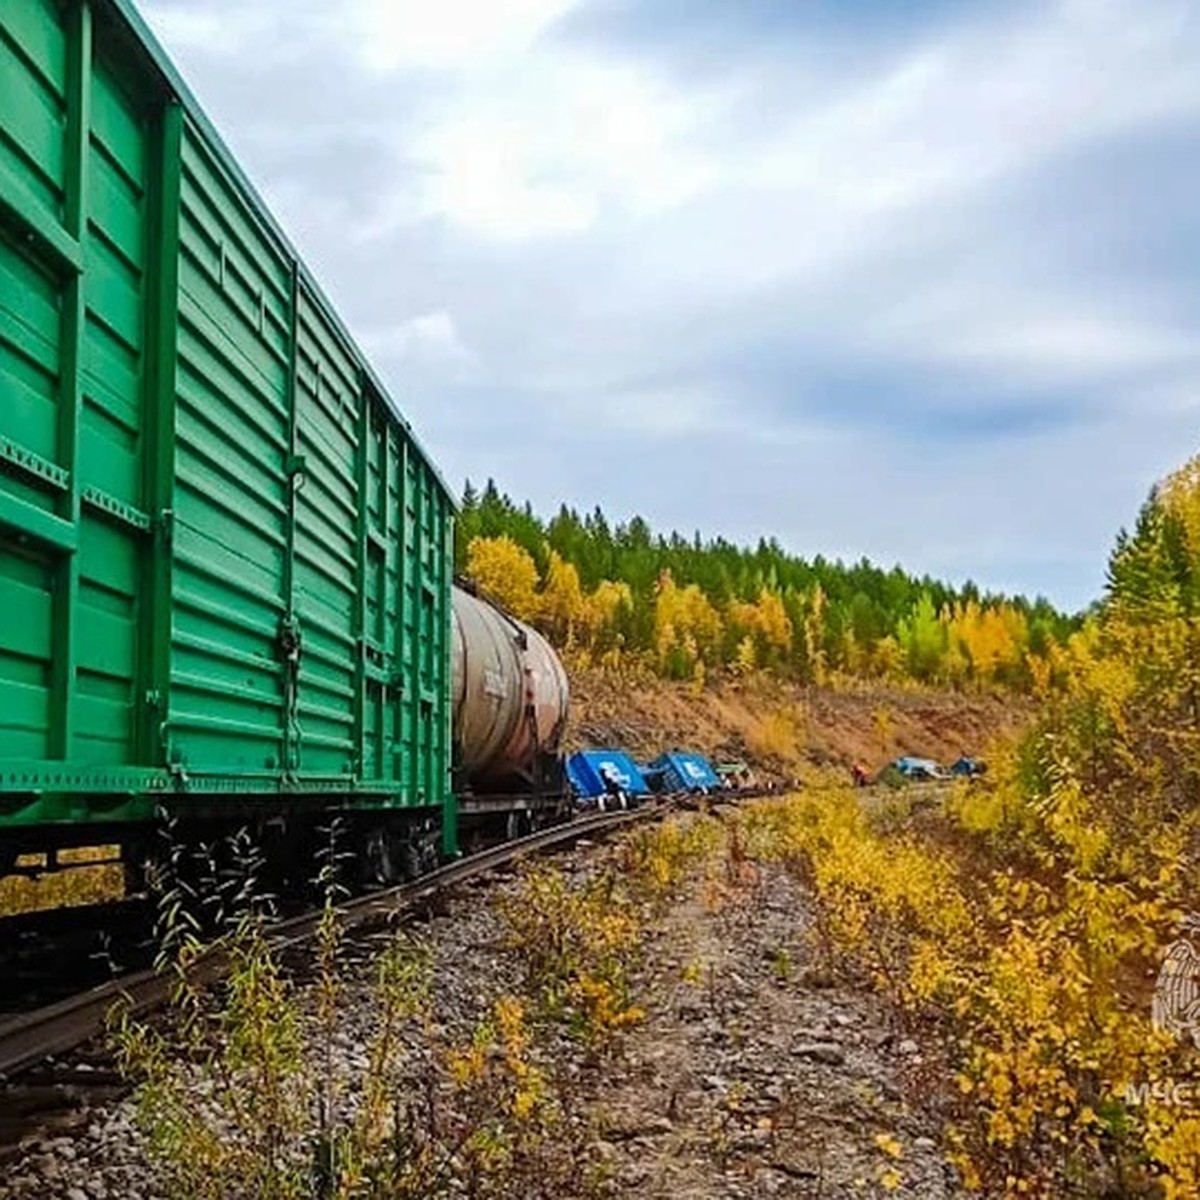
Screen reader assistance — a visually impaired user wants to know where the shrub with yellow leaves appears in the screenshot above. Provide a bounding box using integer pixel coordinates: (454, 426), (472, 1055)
(621, 813), (725, 904)
(497, 865), (645, 1047)
(740, 776), (1196, 1196)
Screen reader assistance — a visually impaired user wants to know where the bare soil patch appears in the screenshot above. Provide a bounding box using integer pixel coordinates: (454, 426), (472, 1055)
(576, 857), (960, 1198)
(568, 667), (1027, 782)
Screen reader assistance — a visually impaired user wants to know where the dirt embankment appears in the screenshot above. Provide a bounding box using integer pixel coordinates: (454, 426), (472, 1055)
(566, 668), (1030, 782)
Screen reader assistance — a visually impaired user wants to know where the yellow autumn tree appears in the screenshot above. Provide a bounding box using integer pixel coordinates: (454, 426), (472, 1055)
(755, 588), (793, 664)
(1024, 649), (1054, 698)
(582, 579), (632, 650)
(538, 550), (587, 646)
(654, 571), (722, 679)
(464, 535), (540, 621)
(1158, 451), (1200, 552)
(871, 635), (904, 681)
(803, 585), (828, 685)
(728, 588), (793, 669)
(944, 600), (1028, 686)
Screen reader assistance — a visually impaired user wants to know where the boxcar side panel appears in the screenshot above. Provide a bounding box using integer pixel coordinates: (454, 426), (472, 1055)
(393, 443), (452, 808)
(0, 0), (162, 824)
(360, 394), (395, 789)
(167, 119), (291, 780)
(0, 0), (456, 839)
(292, 285), (360, 780)
(76, 43), (153, 768)
(0, 0), (72, 773)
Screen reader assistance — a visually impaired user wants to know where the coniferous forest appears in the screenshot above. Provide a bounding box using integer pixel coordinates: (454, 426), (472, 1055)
(455, 479), (1079, 691)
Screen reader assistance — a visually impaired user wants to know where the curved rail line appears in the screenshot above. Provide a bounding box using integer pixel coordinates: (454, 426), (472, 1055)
(0, 804), (662, 1082)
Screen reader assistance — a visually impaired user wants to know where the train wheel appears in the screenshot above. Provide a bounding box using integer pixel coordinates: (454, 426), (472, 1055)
(364, 828), (400, 888)
(399, 839), (423, 880)
(504, 811), (533, 841)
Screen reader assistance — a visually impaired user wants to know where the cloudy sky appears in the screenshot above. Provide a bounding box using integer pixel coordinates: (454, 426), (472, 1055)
(140, 0), (1200, 611)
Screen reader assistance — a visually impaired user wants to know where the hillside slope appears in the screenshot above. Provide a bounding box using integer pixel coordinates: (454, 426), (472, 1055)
(565, 667), (1028, 780)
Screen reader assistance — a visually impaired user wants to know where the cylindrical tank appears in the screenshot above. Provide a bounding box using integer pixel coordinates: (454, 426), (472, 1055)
(451, 586), (570, 787)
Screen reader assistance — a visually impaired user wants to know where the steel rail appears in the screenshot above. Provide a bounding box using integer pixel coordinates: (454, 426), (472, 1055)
(0, 803), (662, 1082)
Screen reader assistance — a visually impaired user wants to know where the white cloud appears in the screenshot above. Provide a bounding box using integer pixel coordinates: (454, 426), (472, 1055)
(361, 0), (1200, 254)
(751, 0), (1200, 212)
(135, 0), (1200, 605)
(414, 116), (600, 240)
(870, 285), (1200, 382)
(937, 313), (1199, 377)
(578, 385), (727, 437)
(387, 56), (716, 240)
(350, 0), (576, 71)
(142, 5), (259, 53)
(142, 2), (332, 63)
(362, 310), (477, 371)
(1127, 379), (1200, 417)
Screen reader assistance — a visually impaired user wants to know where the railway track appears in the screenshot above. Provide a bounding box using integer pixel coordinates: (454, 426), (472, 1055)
(0, 803), (661, 1085)
(0, 900), (156, 1018)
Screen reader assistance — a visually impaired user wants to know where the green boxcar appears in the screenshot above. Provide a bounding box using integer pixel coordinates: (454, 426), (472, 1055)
(0, 0), (457, 867)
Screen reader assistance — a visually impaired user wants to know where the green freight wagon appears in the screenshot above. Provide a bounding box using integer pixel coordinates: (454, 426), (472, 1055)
(0, 0), (457, 887)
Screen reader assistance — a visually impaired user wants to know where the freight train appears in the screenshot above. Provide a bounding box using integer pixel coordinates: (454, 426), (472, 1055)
(0, 0), (571, 894)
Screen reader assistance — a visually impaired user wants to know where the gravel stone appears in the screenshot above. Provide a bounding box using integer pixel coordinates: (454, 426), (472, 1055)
(793, 1040), (846, 1065)
(2, 829), (964, 1199)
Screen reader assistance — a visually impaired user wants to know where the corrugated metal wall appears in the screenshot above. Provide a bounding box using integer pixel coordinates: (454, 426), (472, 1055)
(0, 0), (454, 826)
(169, 120), (293, 777)
(0, 0), (160, 823)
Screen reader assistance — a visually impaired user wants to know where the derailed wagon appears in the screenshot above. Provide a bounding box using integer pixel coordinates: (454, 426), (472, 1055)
(566, 751), (649, 809)
(645, 750), (720, 795)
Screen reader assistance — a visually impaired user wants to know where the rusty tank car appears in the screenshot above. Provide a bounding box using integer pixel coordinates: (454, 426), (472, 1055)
(451, 586), (570, 828)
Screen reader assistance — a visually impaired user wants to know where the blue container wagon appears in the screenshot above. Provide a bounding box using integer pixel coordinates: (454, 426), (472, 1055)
(566, 750), (649, 800)
(649, 751), (720, 794)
